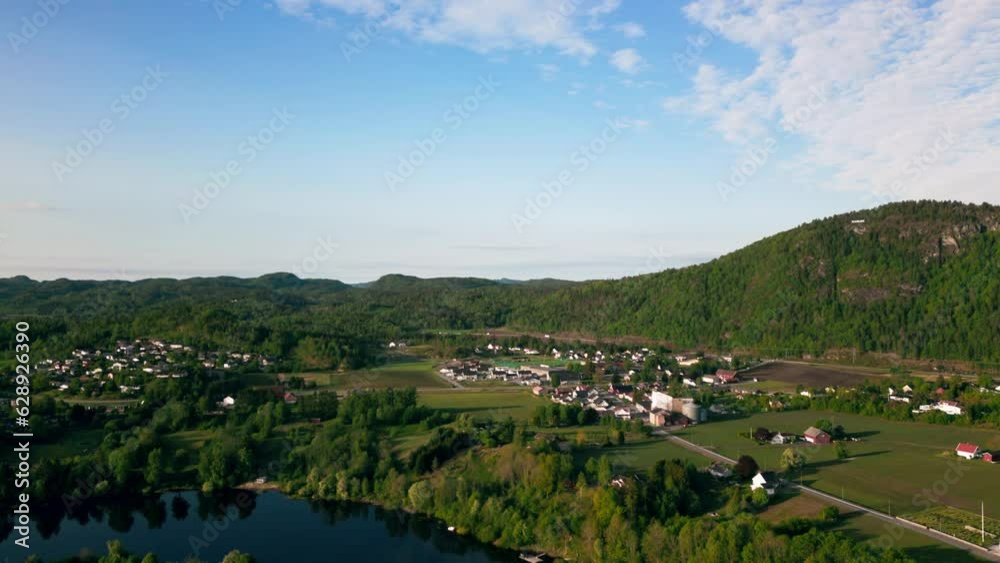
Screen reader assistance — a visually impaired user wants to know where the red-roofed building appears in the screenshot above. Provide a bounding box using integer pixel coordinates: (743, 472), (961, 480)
(716, 369), (738, 384)
(983, 452), (995, 464)
(955, 443), (980, 460)
(804, 427), (832, 445)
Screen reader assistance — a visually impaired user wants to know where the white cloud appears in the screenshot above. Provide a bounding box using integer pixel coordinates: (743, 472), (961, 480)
(610, 48), (645, 74)
(276, 0), (626, 59)
(669, 0), (1000, 203)
(614, 22), (646, 38)
(593, 100), (616, 110)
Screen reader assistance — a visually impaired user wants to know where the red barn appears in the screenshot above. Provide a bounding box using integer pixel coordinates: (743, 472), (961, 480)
(804, 426), (832, 445)
(984, 452), (995, 464)
(716, 369), (739, 384)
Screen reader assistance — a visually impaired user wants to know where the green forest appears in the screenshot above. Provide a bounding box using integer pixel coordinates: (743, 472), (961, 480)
(1, 201), (997, 367)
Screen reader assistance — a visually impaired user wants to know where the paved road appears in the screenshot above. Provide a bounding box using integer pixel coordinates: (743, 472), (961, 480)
(665, 434), (1000, 561)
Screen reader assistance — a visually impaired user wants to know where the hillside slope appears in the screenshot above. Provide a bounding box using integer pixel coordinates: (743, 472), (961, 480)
(510, 201), (1000, 361)
(1, 201), (997, 364)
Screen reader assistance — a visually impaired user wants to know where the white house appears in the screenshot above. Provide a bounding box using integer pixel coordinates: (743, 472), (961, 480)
(751, 472), (777, 496)
(650, 391), (673, 411)
(934, 401), (963, 416)
(956, 443), (980, 460)
(221, 396), (236, 408)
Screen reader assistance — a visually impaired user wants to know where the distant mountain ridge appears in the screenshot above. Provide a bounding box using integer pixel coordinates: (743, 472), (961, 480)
(2, 201), (998, 363)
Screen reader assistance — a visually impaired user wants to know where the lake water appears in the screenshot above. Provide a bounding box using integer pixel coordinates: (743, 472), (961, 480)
(0, 491), (520, 562)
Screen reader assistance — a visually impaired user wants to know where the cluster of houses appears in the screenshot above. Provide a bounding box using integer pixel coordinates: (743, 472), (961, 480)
(707, 464), (780, 497)
(748, 426), (832, 445)
(35, 339), (276, 396)
(887, 385), (967, 416)
(547, 383), (647, 421)
(539, 385), (711, 426)
(438, 360), (571, 386)
(955, 443), (996, 463)
(475, 343), (542, 356)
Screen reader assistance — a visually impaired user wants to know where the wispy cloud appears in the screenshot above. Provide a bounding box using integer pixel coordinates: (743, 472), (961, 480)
(614, 22), (646, 38)
(610, 48), (645, 74)
(275, 0), (627, 59)
(668, 0), (999, 203)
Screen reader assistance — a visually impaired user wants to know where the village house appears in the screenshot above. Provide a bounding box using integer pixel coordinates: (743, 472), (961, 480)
(804, 426), (832, 445)
(751, 471), (777, 496)
(955, 443), (980, 460)
(649, 409), (668, 427)
(708, 464), (732, 479)
(918, 400), (964, 416)
(715, 369), (738, 384)
(771, 433), (794, 445)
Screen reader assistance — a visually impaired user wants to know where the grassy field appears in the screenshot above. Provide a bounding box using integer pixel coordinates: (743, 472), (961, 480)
(30, 428), (105, 460)
(571, 435), (713, 472)
(759, 493), (987, 563)
(676, 410), (1000, 519)
(299, 358), (451, 391)
(417, 388), (541, 422)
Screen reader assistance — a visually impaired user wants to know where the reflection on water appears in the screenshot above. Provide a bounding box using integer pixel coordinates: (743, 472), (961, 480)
(0, 491), (519, 563)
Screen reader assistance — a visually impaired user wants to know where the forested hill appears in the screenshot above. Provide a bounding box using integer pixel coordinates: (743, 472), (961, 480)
(1, 201), (998, 364)
(511, 201), (1000, 361)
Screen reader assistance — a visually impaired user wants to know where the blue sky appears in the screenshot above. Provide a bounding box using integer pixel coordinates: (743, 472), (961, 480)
(1, 0), (996, 282)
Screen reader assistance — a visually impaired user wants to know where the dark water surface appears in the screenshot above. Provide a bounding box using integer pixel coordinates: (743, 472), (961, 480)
(1, 490), (520, 562)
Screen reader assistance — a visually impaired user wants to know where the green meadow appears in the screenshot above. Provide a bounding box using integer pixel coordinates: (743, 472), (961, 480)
(676, 410), (1000, 519)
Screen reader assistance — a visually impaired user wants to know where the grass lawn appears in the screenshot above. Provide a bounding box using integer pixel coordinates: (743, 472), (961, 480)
(572, 435), (713, 472)
(59, 397), (141, 407)
(30, 428), (105, 460)
(385, 424), (435, 457)
(299, 358), (450, 391)
(759, 492), (986, 563)
(163, 429), (216, 452)
(418, 388), (543, 422)
(676, 410), (1000, 520)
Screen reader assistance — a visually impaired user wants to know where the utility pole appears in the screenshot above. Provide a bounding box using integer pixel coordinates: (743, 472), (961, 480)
(983, 501), (986, 545)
